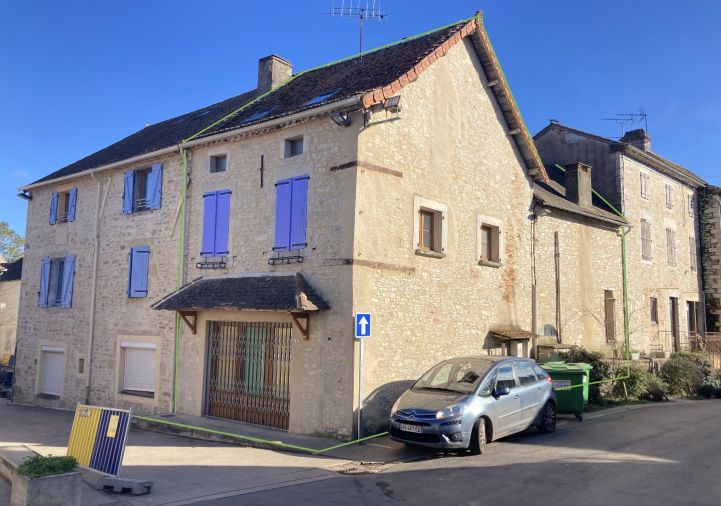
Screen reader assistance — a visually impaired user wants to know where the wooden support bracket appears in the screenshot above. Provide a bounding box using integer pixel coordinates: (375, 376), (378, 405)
(290, 312), (310, 340)
(178, 310), (197, 335)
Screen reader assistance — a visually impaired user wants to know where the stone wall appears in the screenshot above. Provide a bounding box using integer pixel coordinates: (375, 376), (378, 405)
(700, 187), (721, 331)
(0, 279), (20, 355)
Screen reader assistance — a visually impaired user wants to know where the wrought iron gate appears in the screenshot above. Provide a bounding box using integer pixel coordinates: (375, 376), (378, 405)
(205, 321), (292, 430)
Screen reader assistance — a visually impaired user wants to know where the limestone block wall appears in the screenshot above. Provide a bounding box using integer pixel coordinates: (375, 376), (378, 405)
(700, 187), (721, 331)
(0, 280), (20, 354)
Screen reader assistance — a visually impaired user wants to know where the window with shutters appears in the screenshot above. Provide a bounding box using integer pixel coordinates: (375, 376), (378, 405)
(640, 172), (650, 199)
(121, 342), (156, 397)
(40, 346), (65, 397)
(123, 164), (162, 213)
(666, 228), (677, 266)
(39, 256), (75, 308)
(49, 187), (77, 224)
(128, 246), (150, 298)
(665, 184), (674, 209)
(689, 236), (697, 272)
(413, 196), (447, 258)
(477, 215), (502, 266)
(640, 219), (653, 260)
(272, 176), (308, 255)
(201, 190), (231, 260)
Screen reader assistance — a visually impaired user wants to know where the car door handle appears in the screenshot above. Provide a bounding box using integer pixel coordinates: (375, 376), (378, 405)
(514, 394), (520, 399)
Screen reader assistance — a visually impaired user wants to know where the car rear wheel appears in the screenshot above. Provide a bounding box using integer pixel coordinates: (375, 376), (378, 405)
(469, 418), (488, 455)
(537, 402), (557, 434)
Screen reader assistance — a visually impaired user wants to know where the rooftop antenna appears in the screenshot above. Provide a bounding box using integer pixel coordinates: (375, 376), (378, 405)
(601, 111), (648, 138)
(324, 0), (388, 56)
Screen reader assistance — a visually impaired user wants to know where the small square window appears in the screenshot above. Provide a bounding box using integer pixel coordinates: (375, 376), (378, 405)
(210, 154), (227, 173)
(284, 136), (304, 158)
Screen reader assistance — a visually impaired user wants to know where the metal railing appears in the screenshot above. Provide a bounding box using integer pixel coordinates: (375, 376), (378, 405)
(654, 331), (700, 354)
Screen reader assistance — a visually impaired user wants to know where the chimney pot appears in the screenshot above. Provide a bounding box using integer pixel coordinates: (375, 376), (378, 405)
(620, 129), (651, 152)
(257, 55), (292, 94)
(565, 162), (593, 208)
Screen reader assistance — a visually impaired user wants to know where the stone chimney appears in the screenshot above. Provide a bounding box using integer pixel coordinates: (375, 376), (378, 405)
(565, 162), (593, 208)
(257, 55), (292, 93)
(620, 129), (651, 152)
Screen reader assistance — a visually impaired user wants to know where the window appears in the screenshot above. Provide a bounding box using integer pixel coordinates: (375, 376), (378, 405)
(495, 364), (516, 390)
(49, 188), (77, 224)
(641, 219), (653, 260)
(689, 236), (697, 272)
(478, 371), (497, 397)
(666, 228), (677, 266)
(514, 361), (538, 386)
(128, 246), (150, 298)
(38, 256), (75, 308)
(273, 176), (308, 251)
(650, 297), (659, 324)
(210, 154), (227, 173)
(640, 172), (650, 199)
(202, 190), (231, 257)
(413, 196), (447, 256)
(688, 195), (695, 217)
(419, 210), (435, 250)
(478, 219), (501, 264)
(123, 163), (162, 213)
(121, 342), (156, 397)
(532, 363), (549, 381)
(40, 346), (65, 396)
(665, 184), (674, 209)
(604, 290), (616, 342)
(687, 301), (699, 335)
(284, 136), (304, 158)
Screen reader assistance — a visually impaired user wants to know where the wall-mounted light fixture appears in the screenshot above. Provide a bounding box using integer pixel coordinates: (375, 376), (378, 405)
(330, 111), (351, 127)
(17, 190), (32, 200)
(383, 95), (401, 113)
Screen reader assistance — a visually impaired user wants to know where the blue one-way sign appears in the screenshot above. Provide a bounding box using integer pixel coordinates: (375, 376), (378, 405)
(355, 313), (371, 338)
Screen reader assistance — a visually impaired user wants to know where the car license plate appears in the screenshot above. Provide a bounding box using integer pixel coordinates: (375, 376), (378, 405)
(399, 423), (423, 433)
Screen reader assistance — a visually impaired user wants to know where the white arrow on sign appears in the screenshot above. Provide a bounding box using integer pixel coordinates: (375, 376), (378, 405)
(358, 316), (369, 335)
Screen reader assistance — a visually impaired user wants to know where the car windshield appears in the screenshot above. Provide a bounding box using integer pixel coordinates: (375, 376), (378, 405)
(413, 359), (495, 394)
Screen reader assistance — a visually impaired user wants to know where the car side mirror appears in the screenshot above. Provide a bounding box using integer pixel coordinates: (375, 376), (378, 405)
(493, 386), (511, 398)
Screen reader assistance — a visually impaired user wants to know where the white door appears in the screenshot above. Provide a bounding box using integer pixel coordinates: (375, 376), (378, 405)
(41, 348), (65, 396)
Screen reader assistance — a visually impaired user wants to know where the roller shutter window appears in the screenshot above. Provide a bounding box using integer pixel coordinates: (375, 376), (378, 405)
(122, 342), (156, 395)
(41, 346), (65, 396)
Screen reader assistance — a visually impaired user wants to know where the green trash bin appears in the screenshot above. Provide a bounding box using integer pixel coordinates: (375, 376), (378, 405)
(541, 362), (593, 421)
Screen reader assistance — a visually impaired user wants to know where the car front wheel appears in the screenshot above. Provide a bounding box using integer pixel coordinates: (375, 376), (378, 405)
(537, 402), (557, 434)
(469, 418), (488, 455)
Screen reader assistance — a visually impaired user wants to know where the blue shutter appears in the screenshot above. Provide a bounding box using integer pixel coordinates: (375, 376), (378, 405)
(122, 171), (134, 214)
(215, 190), (231, 256)
(38, 257), (51, 307)
(49, 192), (59, 225)
(201, 192), (217, 257)
(273, 179), (292, 251)
(67, 187), (78, 222)
(290, 176), (309, 249)
(60, 255), (75, 308)
(147, 163), (163, 210)
(128, 246), (150, 298)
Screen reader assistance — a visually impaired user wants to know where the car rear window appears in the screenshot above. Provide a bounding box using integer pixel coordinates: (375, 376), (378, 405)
(532, 363), (549, 380)
(414, 359), (495, 394)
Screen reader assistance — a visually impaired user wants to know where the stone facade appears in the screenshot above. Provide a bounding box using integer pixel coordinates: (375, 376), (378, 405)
(700, 186), (721, 331)
(0, 277), (20, 355)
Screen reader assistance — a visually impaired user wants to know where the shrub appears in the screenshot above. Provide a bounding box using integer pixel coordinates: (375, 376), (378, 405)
(661, 354), (706, 397)
(559, 347), (611, 404)
(642, 374), (670, 401)
(699, 377), (721, 399)
(673, 351), (712, 379)
(612, 367), (669, 402)
(16, 455), (78, 479)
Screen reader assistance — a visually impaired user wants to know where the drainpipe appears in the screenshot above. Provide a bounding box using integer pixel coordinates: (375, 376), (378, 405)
(86, 172), (110, 403)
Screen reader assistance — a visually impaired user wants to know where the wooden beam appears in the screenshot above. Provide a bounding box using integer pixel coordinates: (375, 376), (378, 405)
(178, 310), (197, 335)
(290, 312), (310, 340)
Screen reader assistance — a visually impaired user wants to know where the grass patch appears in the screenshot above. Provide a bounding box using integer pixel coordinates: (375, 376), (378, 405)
(16, 455), (78, 479)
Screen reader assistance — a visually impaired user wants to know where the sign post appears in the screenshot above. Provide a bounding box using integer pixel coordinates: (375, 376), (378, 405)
(355, 313), (371, 439)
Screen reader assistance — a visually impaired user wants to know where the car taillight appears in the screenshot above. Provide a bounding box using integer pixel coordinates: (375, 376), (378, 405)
(545, 376), (553, 383)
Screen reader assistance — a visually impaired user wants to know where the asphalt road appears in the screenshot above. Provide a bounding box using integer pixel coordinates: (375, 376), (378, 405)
(196, 400), (721, 506)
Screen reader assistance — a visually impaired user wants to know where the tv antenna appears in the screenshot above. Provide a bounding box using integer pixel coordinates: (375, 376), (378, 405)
(324, 1), (388, 56)
(601, 111), (648, 138)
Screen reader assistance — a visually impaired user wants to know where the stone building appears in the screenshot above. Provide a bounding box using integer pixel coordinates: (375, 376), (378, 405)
(0, 257), (22, 356)
(535, 123), (707, 354)
(700, 186), (721, 332)
(14, 15), (560, 437)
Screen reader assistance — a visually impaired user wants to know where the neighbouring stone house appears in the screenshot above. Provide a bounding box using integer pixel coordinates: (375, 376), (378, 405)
(700, 186), (721, 332)
(0, 257), (22, 356)
(535, 123), (707, 354)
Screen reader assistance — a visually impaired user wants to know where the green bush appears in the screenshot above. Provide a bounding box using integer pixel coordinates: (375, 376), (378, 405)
(699, 376), (721, 399)
(642, 374), (670, 401)
(559, 347), (610, 404)
(613, 367), (669, 402)
(16, 455), (78, 479)
(661, 354), (707, 397)
(673, 351), (712, 379)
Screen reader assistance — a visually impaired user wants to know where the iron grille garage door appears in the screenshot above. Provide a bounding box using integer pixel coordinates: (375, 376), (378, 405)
(206, 321), (292, 430)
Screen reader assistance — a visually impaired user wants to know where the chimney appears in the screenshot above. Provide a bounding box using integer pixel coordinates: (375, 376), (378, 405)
(620, 129), (651, 152)
(565, 162), (593, 208)
(257, 55), (292, 93)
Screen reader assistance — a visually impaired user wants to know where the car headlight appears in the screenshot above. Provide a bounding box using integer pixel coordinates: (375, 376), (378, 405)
(390, 398), (401, 416)
(436, 404), (465, 420)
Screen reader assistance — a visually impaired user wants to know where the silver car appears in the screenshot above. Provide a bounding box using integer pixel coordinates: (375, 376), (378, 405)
(389, 356), (557, 454)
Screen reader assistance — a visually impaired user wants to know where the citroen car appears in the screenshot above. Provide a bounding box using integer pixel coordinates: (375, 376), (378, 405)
(389, 356), (556, 454)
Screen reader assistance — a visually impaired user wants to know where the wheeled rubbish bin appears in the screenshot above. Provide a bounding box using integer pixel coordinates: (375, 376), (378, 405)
(540, 362), (593, 421)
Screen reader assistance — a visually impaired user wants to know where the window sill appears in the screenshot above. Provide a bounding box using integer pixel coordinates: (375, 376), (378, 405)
(415, 248), (445, 259)
(478, 259), (502, 268)
(121, 390), (155, 399)
(37, 393), (60, 400)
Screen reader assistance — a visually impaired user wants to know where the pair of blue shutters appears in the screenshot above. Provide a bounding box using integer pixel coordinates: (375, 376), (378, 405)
(274, 176), (309, 251)
(128, 246), (150, 298)
(38, 256), (75, 308)
(122, 164), (163, 214)
(49, 188), (77, 224)
(202, 190), (231, 257)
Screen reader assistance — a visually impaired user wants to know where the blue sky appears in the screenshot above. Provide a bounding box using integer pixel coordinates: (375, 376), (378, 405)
(2, 1), (720, 235)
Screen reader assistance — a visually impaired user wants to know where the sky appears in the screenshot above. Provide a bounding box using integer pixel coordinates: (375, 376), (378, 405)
(1, 1), (720, 235)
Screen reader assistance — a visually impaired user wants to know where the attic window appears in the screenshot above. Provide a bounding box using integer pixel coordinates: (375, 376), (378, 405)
(284, 136), (304, 158)
(245, 108), (275, 123)
(210, 155), (227, 173)
(304, 90), (340, 107)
